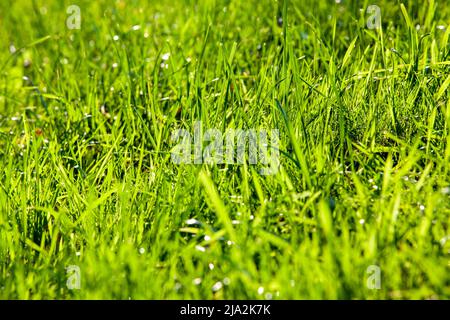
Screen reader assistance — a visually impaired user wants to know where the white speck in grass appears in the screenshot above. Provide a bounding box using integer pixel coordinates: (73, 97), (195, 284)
(113, 35), (120, 41)
(10, 117), (19, 121)
(223, 277), (230, 285)
(22, 76), (29, 81)
(204, 235), (211, 241)
(437, 25), (446, 31)
(226, 240), (234, 246)
(195, 245), (206, 252)
(162, 53), (170, 61)
(208, 263), (214, 270)
(132, 25), (141, 31)
(415, 24), (421, 30)
(265, 293), (273, 300)
(144, 32), (149, 38)
(373, 185), (379, 190)
(193, 278), (202, 285)
(186, 218), (201, 225)
(9, 44), (16, 54)
(110, 86), (114, 92)
(75, 251), (81, 257)
(258, 287), (264, 295)
(231, 220), (240, 225)
(419, 205), (425, 211)
(139, 247), (145, 254)
(249, 215), (254, 220)
(186, 57), (192, 63)
(112, 62), (118, 69)
(359, 219), (365, 225)
(368, 178), (374, 183)
(441, 187), (450, 195)
(175, 283), (182, 291)
(440, 236), (449, 246)
(212, 281), (223, 292)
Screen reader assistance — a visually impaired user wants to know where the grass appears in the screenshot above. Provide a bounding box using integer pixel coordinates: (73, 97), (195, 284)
(0, 0), (449, 299)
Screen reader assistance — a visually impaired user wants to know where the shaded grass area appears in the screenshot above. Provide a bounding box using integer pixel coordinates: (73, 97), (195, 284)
(0, 0), (449, 299)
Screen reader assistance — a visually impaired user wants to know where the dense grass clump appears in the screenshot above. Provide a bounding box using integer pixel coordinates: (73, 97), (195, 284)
(0, 0), (449, 299)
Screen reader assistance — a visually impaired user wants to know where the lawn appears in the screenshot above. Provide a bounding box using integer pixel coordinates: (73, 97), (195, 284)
(0, 0), (449, 299)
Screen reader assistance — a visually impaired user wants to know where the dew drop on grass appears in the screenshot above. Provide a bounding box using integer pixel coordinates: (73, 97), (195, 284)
(208, 263), (214, 270)
(258, 286), (264, 295)
(113, 35), (120, 41)
(212, 281), (223, 292)
(193, 278), (202, 285)
(139, 247), (145, 254)
(223, 277), (230, 285)
(195, 245), (206, 252)
(162, 53), (170, 61)
(186, 218), (201, 226)
(277, 17), (283, 27)
(441, 187), (450, 195)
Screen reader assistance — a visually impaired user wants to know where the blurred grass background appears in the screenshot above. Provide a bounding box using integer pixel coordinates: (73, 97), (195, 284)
(0, 0), (449, 299)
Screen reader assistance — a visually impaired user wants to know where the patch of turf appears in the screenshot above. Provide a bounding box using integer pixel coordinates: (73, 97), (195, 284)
(0, 0), (449, 299)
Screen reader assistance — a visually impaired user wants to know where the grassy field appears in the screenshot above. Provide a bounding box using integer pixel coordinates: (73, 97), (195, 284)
(0, 0), (449, 299)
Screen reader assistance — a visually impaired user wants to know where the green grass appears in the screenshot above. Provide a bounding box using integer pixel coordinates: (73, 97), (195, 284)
(0, 0), (449, 299)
